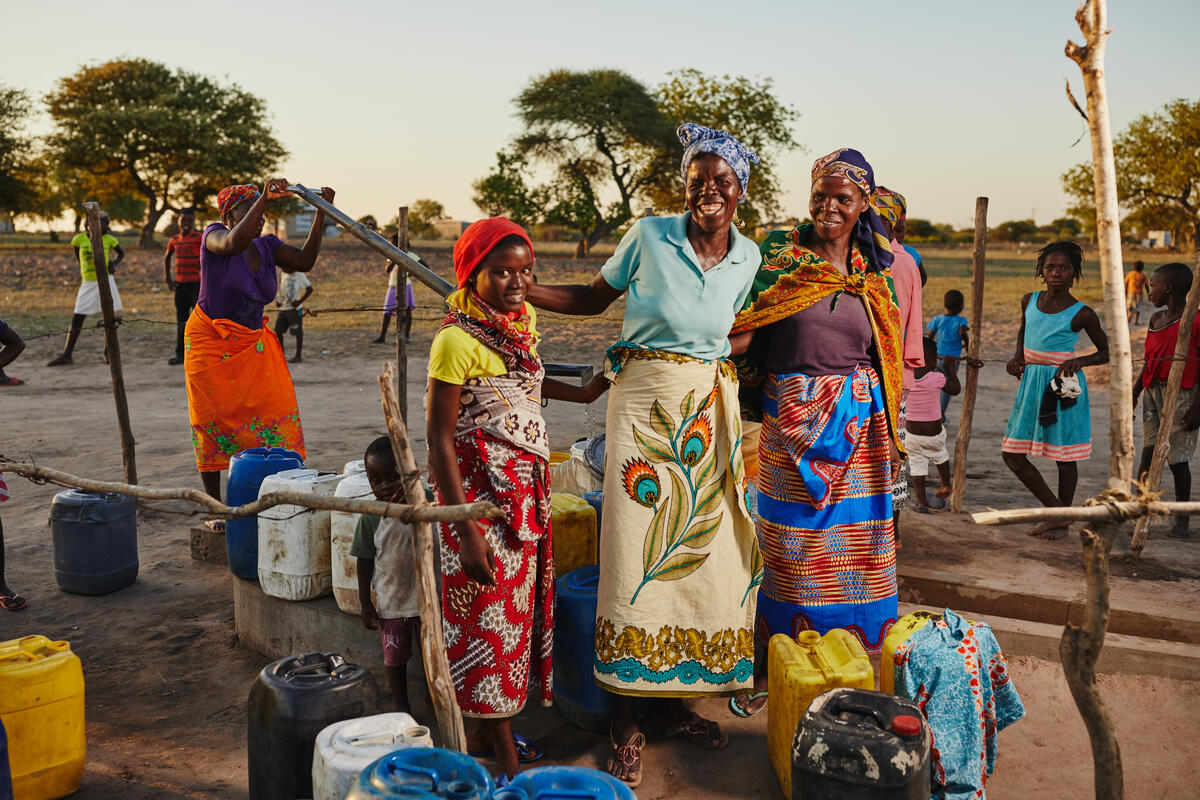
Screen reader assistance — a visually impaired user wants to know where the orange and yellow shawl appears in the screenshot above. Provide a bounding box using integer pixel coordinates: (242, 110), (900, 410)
(731, 224), (904, 451)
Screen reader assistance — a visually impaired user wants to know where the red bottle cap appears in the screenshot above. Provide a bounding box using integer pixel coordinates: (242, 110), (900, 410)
(891, 714), (922, 737)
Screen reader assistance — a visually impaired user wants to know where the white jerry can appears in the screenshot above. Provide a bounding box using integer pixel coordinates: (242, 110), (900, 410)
(331, 469), (373, 615)
(257, 469), (344, 600)
(311, 712), (433, 800)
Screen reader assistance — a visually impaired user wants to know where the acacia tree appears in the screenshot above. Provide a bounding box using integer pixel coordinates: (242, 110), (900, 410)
(472, 149), (547, 230)
(46, 58), (286, 246)
(0, 83), (33, 220)
(1062, 98), (1200, 245)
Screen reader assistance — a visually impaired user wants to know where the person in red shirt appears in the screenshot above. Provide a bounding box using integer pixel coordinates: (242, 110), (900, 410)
(165, 209), (202, 365)
(1133, 262), (1200, 538)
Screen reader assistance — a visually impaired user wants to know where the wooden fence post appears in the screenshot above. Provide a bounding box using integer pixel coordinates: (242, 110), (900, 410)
(82, 202), (137, 485)
(396, 206), (409, 426)
(950, 197), (988, 513)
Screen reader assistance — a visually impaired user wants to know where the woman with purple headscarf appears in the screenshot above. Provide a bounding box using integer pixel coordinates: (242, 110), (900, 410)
(526, 123), (762, 788)
(727, 148), (904, 716)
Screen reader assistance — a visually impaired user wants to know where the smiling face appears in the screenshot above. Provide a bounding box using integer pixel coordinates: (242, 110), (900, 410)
(1040, 251), (1076, 289)
(472, 241), (533, 313)
(685, 153), (741, 234)
(810, 176), (867, 243)
(179, 211), (195, 235)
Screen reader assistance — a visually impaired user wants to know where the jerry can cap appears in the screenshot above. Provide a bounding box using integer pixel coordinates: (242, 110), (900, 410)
(891, 714), (922, 737)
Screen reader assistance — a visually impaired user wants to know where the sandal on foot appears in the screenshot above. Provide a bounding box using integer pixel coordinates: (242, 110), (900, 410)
(663, 715), (728, 751)
(0, 376), (23, 386)
(0, 594), (28, 612)
(606, 729), (644, 789)
(729, 691), (768, 718)
(468, 732), (543, 764)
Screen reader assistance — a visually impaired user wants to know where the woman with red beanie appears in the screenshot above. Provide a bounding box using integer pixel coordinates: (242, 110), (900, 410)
(425, 216), (606, 782)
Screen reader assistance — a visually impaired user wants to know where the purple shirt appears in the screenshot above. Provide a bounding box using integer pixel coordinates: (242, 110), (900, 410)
(763, 292), (875, 376)
(199, 223), (283, 330)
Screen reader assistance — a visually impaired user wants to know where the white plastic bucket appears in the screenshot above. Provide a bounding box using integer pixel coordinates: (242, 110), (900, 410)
(257, 469), (344, 600)
(311, 712), (432, 800)
(331, 470), (373, 615)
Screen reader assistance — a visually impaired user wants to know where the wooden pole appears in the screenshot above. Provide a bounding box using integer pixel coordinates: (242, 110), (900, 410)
(379, 363), (466, 752)
(950, 197), (988, 512)
(1065, 2), (1126, 796)
(396, 206), (409, 426)
(82, 202), (137, 485)
(1129, 249), (1200, 556)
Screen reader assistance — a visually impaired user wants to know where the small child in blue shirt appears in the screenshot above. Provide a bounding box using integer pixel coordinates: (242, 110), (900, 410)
(927, 290), (969, 415)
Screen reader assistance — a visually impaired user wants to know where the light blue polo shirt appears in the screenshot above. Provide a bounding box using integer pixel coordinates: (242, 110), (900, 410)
(600, 213), (761, 361)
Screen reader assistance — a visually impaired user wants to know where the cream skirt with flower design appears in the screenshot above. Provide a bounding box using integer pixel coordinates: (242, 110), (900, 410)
(593, 353), (760, 697)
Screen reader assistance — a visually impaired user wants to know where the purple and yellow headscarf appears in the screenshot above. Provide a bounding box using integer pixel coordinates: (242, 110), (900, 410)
(678, 123), (760, 204)
(811, 148), (894, 273)
(870, 186), (907, 227)
(216, 184), (260, 219)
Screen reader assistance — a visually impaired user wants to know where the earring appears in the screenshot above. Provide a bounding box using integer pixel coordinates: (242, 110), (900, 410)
(733, 213), (746, 230)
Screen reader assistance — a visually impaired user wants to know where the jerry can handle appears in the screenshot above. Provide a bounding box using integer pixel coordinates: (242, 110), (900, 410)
(829, 696), (885, 730)
(383, 763), (438, 790)
(283, 652), (344, 679)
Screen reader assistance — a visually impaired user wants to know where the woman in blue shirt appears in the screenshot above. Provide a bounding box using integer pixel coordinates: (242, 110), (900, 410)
(526, 124), (761, 788)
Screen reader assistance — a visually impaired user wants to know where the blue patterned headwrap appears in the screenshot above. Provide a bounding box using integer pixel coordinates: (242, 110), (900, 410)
(811, 147), (894, 273)
(678, 123), (760, 204)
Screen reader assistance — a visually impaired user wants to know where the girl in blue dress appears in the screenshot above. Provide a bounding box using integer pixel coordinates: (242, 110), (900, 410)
(1001, 241), (1108, 539)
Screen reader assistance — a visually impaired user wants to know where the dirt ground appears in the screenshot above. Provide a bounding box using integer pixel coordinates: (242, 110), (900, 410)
(2, 242), (1198, 798)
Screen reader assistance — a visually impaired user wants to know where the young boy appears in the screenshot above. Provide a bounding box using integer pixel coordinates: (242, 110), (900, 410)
(47, 211), (125, 366)
(274, 269), (313, 362)
(350, 435), (421, 711)
(1126, 260), (1149, 325)
(1133, 262), (1200, 539)
(907, 337), (961, 513)
(165, 209), (202, 365)
(1, 316), (27, 610)
(927, 290), (969, 416)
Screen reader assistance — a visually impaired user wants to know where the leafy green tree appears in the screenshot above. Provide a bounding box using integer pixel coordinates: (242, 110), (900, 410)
(1062, 98), (1200, 245)
(649, 69), (800, 227)
(0, 84), (33, 219)
(408, 199), (446, 237)
(992, 219), (1038, 243)
(45, 58), (286, 246)
(1051, 217), (1082, 238)
(472, 149), (546, 230)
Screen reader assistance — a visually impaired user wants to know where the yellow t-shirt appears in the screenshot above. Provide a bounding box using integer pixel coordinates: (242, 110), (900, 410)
(427, 291), (539, 385)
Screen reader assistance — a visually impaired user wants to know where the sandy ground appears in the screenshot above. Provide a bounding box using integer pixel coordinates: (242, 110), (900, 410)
(1, 242), (1197, 798)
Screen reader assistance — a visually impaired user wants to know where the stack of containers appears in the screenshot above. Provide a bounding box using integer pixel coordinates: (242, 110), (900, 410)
(0, 636), (86, 800)
(331, 463), (373, 615)
(311, 712), (432, 800)
(226, 447), (304, 580)
(257, 469), (345, 601)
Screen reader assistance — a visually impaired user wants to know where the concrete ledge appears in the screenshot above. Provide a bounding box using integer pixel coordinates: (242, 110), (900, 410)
(899, 566), (1200, 646)
(899, 602), (1200, 682)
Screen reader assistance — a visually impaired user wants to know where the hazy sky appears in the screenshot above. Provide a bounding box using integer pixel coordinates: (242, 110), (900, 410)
(4, 0), (1197, 229)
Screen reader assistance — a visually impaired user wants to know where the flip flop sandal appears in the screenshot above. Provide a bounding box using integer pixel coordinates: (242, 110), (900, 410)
(729, 691), (768, 718)
(663, 715), (728, 751)
(0, 594), (28, 612)
(468, 732), (544, 764)
(0, 377), (24, 386)
(606, 729), (644, 789)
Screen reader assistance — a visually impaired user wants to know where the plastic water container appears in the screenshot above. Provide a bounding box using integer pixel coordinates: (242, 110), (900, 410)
(347, 747), (492, 799)
(226, 447), (304, 580)
(553, 566), (614, 732)
(0, 636), (86, 800)
(248, 652), (365, 800)
(880, 611), (941, 695)
(49, 489), (138, 595)
(332, 470), (373, 615)
(550, 493), (597, 577)
(768, 629), (874, 799)
(792, 688), (930, 800)
(257, 469), (344, 601)
(582, 491), (603, 537)
(495, 766), (635, 800)
(311, 712), (432, 800)
(344, 459), (366, 474)
(0, 717), (12, 800)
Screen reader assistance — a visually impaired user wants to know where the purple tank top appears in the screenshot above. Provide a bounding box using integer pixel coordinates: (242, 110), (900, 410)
(763, 292), (875, 376)
(198, 223), (282, 330)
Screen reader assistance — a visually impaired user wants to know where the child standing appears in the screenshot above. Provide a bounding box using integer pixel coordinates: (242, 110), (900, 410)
(165, 209), (203, 365)
(274, 269), (313, 362)
(1133, 262), (1200, 539)
(1001, 241), (1109, 540)
(927, 290), (969, 416)
(1126, 260), (1148, 325)
(907, 337), (961, 512)
(372, 233), (418, 344)
(352, 436), (421, 712)
(426, 217), (607, 780)
(0, 316), (26, 610)
(47, 211), (125, 366)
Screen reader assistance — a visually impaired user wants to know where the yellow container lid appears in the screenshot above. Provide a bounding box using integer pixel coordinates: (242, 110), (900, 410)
(0, 635), (72, 666)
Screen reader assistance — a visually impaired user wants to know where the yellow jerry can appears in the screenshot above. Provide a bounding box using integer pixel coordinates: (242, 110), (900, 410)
(550, 492), (597, 577)
(768, 629), (873, 800)
(0, 635), (86, 800)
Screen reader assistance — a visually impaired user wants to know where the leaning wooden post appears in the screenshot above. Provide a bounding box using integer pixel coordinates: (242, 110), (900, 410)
(1129, 249), (1200, 556)
(950, 197), (988, 513)
(1064, 1), (1127, 797)
(379, 363), (466, 752)
(396, 206), (410, 426)
(82, 202), (137, 485)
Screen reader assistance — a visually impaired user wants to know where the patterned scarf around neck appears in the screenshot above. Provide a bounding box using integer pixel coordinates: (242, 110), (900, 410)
(441, 288), (540, 375)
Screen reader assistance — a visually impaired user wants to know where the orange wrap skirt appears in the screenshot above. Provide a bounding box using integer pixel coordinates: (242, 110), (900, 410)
(183, 305), (305, 471)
